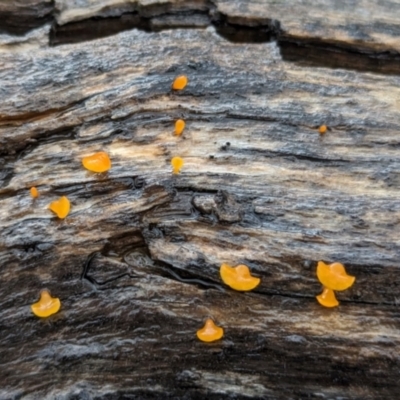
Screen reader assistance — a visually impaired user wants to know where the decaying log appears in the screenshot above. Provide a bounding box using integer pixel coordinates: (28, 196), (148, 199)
(1, 1), (400, 399)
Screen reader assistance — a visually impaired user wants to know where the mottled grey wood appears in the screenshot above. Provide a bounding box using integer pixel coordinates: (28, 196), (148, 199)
(3, 0), (400, 73)
(0, 0), (53, 35)
(216, 0), (400, 73)
(217, 0), (400, 50)
(1, 10), (400, 400)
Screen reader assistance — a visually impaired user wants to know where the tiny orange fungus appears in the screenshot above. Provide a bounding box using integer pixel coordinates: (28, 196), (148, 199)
(220, 263), (260, 291)
(171, 157), (184, 174)
(30, 187), (39, 198)
(316, 287), (339, 308)
(31, 290), (61, 318)
(175, 119), (185, 136)
(172, 75), (188, 90)
(82, 151), (111, 173)
(317, 261), (355, 291)
(196, 318), (224, 342)
(319, 125), (327, 134)
(316, 261), (355, 308)
(49, 196), (70, 219)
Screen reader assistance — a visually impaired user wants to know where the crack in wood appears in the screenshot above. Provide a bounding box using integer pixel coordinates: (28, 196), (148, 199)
(2, 1), (400, 75)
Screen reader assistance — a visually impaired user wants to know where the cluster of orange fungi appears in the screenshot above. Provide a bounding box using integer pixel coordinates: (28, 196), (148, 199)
(171, 75), (187, 173)
(29, 76), (189, 219)
(28, 75), (356, 344)
(316, 261), (355, 307)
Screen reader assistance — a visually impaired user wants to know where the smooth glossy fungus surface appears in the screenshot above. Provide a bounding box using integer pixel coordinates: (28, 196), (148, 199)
(82, 151), (111, 173)
(171, 157), (184, 174)
(316, 287), (339, 308)
(317, 261), (355, 291)
(49, 196), (70, 219)
(196, 319), (224, 342)
(319, 125), (327, 134)
(31, 290), (61, 318)
(172, 75), (188, 90)
(220, 263), (260, 291)
(175, 119), (185, 136)
(30, 187), (39, 198)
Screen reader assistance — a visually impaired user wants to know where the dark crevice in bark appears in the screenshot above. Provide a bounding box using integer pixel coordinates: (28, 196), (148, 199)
(211, 12), (280, 43)
(45, 8), (400, 76)
(1, 1), (399, 76)
(81, 235), (225, 291)
(81, 251), (140, 286)
(48, 9), (279, 46)
(279, 37), (400, 76)
(0, 0), (54, 36)
(150, 261), (226, 291)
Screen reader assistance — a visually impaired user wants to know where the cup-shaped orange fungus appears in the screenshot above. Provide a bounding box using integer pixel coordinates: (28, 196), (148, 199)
(82, 151), (111, 173)
(319, 125), (327, 134)
(175, 119), (185, 136)
(220, 263), (260, 291)
(30, 187), (39, 198)
(316, 261), (355, 291)
(196, 318), (224, 342)
(171, 157), (184, 174)
(49, 196), (70, 219)
(31, 290), (61, 318)
(316, 287), (339, 308)
(172, 75), (188, 90)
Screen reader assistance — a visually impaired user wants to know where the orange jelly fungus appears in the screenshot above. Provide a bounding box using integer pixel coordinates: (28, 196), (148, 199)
(171, 157), (184, 174)
(30, 187), (39, 198)
(172, 75), (188, 90)
(82, 151), (111, 173)
(319, 125), (327, 134)
(49, 196), (70, 219)
(196, 319), (224, 342)
(31, 290), (61, 318)
(175, 119), (186, 136)
(220, 263), (260, 291)
(316, 287), (339, 308)
(316, 261), (355, 291)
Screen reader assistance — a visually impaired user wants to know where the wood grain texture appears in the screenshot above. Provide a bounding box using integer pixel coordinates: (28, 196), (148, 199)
(216, 0), (400, 73)
(50, 0), (400, 73)
(1, 7), (400, 400)
(0, 0), (53, 35)
(3, 0), (400, 73)
(217, 0), (400, 51)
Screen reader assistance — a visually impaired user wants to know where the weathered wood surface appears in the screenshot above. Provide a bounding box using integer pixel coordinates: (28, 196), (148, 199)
(1, 1), (400, 399)
(1, 0), (400, 73)
(0, 0), (53, 35)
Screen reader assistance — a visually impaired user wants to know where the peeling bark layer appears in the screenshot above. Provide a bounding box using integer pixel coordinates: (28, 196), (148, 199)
(2, 0), (400, 73)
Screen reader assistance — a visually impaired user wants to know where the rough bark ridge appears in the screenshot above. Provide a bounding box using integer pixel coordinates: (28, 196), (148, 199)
(1, 1), (400, 399)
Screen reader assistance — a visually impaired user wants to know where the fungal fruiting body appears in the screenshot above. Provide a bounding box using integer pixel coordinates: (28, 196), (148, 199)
(172, 75), (188, 90)
(316, 287), (339, 308)
(317, 262), (355, 291)
(30, 187), (39, 198)
(196, 319), (224, 342)
(175, 119), (185, 136)
(319, 125), (327, 134)
(316, 261), (355, 308)
(220, 263), (260, 291)
(31, 290), (61, 318)
(49, 196), (70, 219)
(82, 151), (111, 173)
(171, 157), (184, 174)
